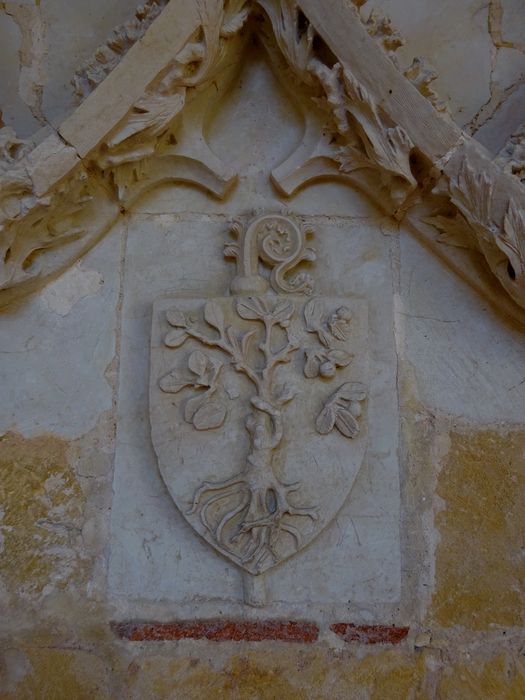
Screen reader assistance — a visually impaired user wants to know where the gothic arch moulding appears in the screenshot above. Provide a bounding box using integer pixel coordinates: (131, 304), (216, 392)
(1, 0), (525, 325)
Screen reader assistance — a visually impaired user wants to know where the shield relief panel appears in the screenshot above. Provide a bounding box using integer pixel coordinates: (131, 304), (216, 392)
(149, 214), (369, 599)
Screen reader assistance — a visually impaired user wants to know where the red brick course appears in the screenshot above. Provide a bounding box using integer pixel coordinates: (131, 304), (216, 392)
(112, 619), (319, 643)
(112, 619), (408, 644)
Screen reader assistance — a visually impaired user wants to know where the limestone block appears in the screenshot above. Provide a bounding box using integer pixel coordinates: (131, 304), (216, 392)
(121, 649), (428, 699)
(0, 432), (87, 602)
(475, 82), (525, 155)
(493, 47), (525, 95)
(0, 225), (122, 438)
(0, 648), (112, 700)
(399, 231), (525, 423)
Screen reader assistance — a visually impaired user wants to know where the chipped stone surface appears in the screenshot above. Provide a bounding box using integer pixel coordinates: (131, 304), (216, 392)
(40, 262), (103, 316)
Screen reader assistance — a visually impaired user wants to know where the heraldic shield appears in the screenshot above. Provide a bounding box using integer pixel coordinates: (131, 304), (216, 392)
(150, 214), (368, 581)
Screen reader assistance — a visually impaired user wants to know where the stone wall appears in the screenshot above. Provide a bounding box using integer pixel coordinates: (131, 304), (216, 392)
(1, 1), (525, 697)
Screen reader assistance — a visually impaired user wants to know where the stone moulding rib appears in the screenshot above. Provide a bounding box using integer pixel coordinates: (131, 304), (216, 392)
(0, 0), (524, 325)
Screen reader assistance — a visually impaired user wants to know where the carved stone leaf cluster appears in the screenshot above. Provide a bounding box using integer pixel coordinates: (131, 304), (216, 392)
(446, 157), (525, 290)
(316, 382), (366, 438)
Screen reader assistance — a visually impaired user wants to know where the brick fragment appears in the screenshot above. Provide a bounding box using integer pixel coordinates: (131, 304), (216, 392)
(112, 619), (319, 643)
(330, 623), (409, 644)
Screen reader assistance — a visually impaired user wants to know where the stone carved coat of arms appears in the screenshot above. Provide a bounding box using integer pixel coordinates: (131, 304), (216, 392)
(150, 214), (368, 603)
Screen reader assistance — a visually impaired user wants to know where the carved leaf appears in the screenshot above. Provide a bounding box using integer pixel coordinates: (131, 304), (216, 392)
(326, 349), (353, 367)
(165, 329), (188, 347)
(221, 5), (250, 36)
(334, 382), (367, 403)
(258, 0), (314, 76)
(304, 299), (324, 331)
(107, 91), (185, 147)
(188, 350), (208, 378)
(334, 409), (360, 438)
(316, 405), (337, 435)
(272, 299), (294, 323)
(454, 158), (493, 227)
(328, 320), (349, 341)
(304, 350), (321, 378)
(424, 213), (474, 250)
(226, 325), (241, 355)
(204, 300), (225, 333)
(184, 394), (204, 423)
(159, 370), (191, 394)
(340, 68), (415, 186)
(192, 399), (227, 430)
(236, 297), (266, 320)
(167, 308), (187, 328)
(240, 329), (257, 358)
(337, 144), (373, 173)
(497, 200), (525, 282)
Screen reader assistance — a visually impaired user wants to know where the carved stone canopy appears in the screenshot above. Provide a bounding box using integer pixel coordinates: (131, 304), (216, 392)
(1, 0), (525, 326)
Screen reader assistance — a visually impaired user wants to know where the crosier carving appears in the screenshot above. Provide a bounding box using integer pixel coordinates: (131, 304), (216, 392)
(226, 214), (316, 296)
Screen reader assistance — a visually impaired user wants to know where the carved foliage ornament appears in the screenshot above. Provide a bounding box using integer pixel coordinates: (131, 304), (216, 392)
(149, 214), (368, 581)
(1, 0), (524, 319)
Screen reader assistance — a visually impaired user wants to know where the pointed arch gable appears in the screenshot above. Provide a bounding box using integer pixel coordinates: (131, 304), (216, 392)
(1, 0), (524, 325)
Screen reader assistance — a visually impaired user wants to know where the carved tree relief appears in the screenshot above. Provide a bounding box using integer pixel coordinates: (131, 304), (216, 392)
(149, 214), (368, 603)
